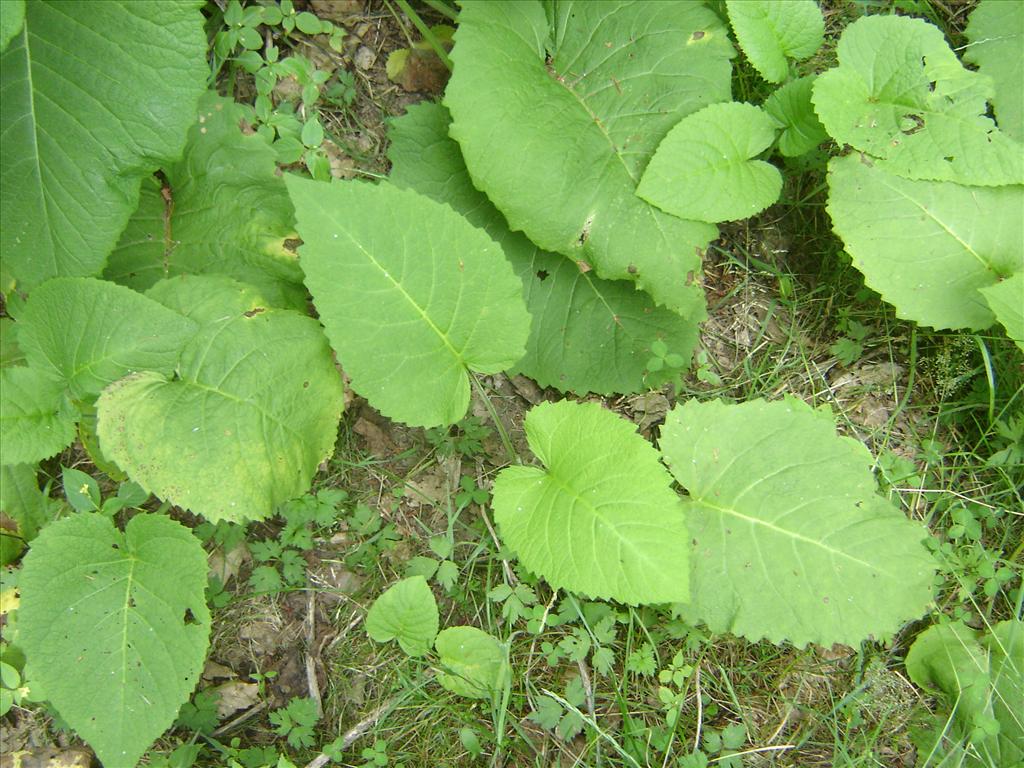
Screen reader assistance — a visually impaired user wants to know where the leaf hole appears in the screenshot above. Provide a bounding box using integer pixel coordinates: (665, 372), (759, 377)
(536, 269), (549, 282)
(243, 307), (266, 317)
(183, 608), (200, 626)
(900, 114), (925, 135)
(577, 215), (594, 245)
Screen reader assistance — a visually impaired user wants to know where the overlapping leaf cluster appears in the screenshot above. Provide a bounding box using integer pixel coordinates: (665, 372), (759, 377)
(0, 1), (1017, 765)
(814, 10), (1024, 335)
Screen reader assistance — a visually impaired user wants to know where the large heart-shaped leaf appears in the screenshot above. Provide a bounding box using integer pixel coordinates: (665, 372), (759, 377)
(965, 0), (1024, 143)
(659, 397), (936, 647)
(725, 0), (823, 83)
(16, 277), (198, 400)
(637, 102), (782, 223)
(826, 155), (1023, 331)
(0, 366), (76, 464)
(492, 400), (688, 605)
(812, 15), (1023, 186)
(97, 283), (344, 522)
(0, 0), (207, 290)
(106, 94), (305, 309)
(387, 102), (699, 395)
(445, 0), (733, 315)
(18, 513), (210, 768)
(286, 177), (530, 428)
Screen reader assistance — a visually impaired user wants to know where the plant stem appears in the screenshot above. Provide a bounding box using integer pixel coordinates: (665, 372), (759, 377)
(394, 0), (453, 70)
(973, 334), (996, 426)
(421, 0), (458, 21)
(470, 372), (520, 465)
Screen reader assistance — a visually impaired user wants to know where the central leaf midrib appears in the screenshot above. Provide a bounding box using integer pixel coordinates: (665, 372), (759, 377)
(20, 22), (59, 274)
(541, 465), (671, 586)
(696, 497), (885, 573)
(879, 175), (994, 274)
(337, 226), (465, 366)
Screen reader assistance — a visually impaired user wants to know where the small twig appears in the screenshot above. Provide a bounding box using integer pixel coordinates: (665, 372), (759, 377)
(305, 591), (323, 718)
(479, 503), (516, 585)
(326, 610), (364, 653)
(576, 658), (595, 720)
(693, 665), (703, 753)
(212, 699), (268, 737)
(302, 672), (435, 768)
(302, 701), (389, 768)
(709, 744), (796, 763)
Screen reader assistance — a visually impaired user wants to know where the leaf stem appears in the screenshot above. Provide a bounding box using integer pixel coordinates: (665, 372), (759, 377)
(420, 0), (458, 22)
(469, 373), (520, 465)
(973, 334), (996, 426)
(394, 0), (453, 71)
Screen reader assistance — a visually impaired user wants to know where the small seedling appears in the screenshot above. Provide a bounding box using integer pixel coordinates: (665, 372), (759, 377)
(269, 697), (321, 749)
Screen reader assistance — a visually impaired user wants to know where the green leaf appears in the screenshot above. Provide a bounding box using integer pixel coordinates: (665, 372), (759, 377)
(637, 102), (782, 223)
(0, 0), (207, 291)
(0, 464), (44, 529)
(97, 282), (344, 522)
(492, 400), (688, 605)
(19, 513), (210, 768)
(286, 176), (530, 428)
(106, 94), (305, 309)
(294, 11), (323, 35)
(826, 155), (1024, 331)
(16, 277), (198, 400)
(763, 75), (827, 157)
(301, 117), (324, 148)
(659, 397), (936, 647)
(434, 626), (508, 700)
(981, 272), (1024, 352)
(964, 0), (1024, 143)
(0, 317), (22, 367)
(62, 466), (100, 512)
(0, 367), (76, 464)
(386, 102), (700, 396)
(812, 15), (1024, 186)
(0, 0), (24, 52)
(0, 463), (53, 545)
(146, 275), (270, 326)
(725, 0), (823, 83)
(365, 576), (439, 657)
(906, 620), (1023, 766)
(445, 0), (732, 315)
